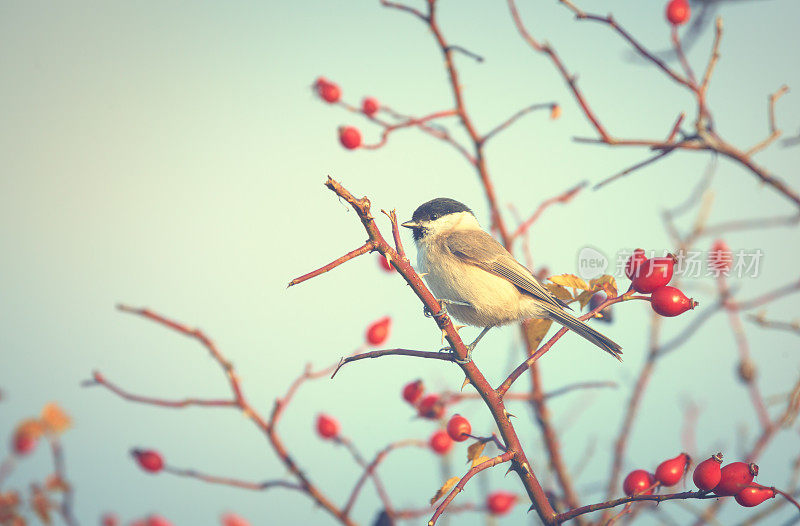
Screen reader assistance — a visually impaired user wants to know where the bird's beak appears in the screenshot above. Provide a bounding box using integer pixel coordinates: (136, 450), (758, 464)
(401, 220), (420, 229)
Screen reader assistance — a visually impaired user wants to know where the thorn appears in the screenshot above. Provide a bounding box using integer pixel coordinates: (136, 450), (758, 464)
(418, 272), (429, 278)
(504, 409), (517, 419)
(460, 377), (471, 391)
(505, 465), (514, 477)
(527, 504), (536, 513)
(453, 324), (466, 332)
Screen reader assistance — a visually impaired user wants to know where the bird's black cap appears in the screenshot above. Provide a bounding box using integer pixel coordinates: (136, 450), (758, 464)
(410, 198), (473, 223)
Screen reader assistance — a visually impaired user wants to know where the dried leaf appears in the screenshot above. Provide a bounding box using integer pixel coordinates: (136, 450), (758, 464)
(523, 319), (553, 353)
(575, 290), (594, 310)
(430, 476), (460, 505)
(590, 275), (618, 298)
(40, 403), (71, 435)
(30, 485), (51, 525)
(549, 274), (590, 291)
(466, 441), (486, 464)
(44, 475), (69, 493)
(543, 283), (573, 303)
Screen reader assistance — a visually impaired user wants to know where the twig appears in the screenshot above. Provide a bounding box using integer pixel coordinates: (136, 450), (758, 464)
(429, 451), (514, 526)
(163, 466), (302, 492)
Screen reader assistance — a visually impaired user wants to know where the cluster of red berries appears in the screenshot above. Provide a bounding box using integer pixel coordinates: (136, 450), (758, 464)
(665, 0), (691, 25)
(626, 249), (697, 317)
(400, 379), (443, 420)
(313, 77), (382, 151)
(624, 452), (777, 508)
(400, 380), (474, 455)
(429, 414), (473, 455)
(623, 452), (690, 496)
(693, 454), (775, 506)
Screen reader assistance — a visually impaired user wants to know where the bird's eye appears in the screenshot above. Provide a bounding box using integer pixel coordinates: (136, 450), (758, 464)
(430, 212), (439, 220)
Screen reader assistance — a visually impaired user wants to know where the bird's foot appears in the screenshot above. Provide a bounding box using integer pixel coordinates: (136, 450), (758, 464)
(423, 299), (471, 319)
(439, 345), (473, 365)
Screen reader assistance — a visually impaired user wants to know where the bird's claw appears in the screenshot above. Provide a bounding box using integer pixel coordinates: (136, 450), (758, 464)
(440, 345), (473, 365)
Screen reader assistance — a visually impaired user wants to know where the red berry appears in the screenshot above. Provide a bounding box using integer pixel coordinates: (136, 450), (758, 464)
(446, 415), (471, 442)
(429, 430), (453, 455)
(625, 249), (647, 280)
(338, 126), (362, 150)
(221, 512), (251, 526)
(735, 485), (775, 507)
(378, 255), (395, 273)
(314, 78), (341, 103)
(316, 414), (340, 440)
(402, 379), (424, 404)
(666, 0), (691, 26)
(362, 97), (379, 116)
(101, 513), (119, 526)
(417, 394), (445, 420)
(486, 491), (517, 515)
(693, 454), (723, 491)
(714, 462), (758, 497)
(366, 316), (391, 346)
(651, 286), (697, 317)
(146, 515), (173, 526)
(631, 255), (676, 293)
(708, 239), (732, 273)
(623, 470), (656, 496)
(655, 453), (690, 486)
(131, 449), (164, 473)
(12, 430), (38, 455)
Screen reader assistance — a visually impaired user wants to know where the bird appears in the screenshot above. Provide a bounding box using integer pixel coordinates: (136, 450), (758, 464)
(401, 198), (622, 363)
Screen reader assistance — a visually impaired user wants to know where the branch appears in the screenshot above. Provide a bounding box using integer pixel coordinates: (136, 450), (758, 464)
(429, 451), (514, 526)
(556, 490), (718, 523)
(98, 305), (357, 526)
(332, 348), (459, 378)
(482, 102), (558, 144)
(288, 241), (377, 287)
(163, 466), (302, 492)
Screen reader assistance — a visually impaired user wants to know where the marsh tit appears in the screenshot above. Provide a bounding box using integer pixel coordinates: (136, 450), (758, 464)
(402, 198), (622, 363)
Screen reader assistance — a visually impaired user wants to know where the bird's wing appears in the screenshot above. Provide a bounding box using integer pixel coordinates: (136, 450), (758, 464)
(445, 229), (571, 310)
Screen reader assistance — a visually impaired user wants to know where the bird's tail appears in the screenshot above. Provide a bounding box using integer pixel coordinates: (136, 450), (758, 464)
(541, 303), (623, 361)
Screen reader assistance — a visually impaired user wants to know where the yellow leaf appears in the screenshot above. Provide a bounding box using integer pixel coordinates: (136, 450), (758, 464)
(430, 476), (460, 505)
(471, 455), (491, 468)
(466, 440), (486, 464)
(590, 275), (618, 298)
(41, 403), (71, 435)
(523, 319), (553, 353)
(549, 274), (590, 291)
(44, 475), (69, 493)
(544, 283), (573, 303)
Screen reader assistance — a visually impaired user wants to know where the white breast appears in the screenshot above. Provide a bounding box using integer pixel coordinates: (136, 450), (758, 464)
(417, 237), (527, 327)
